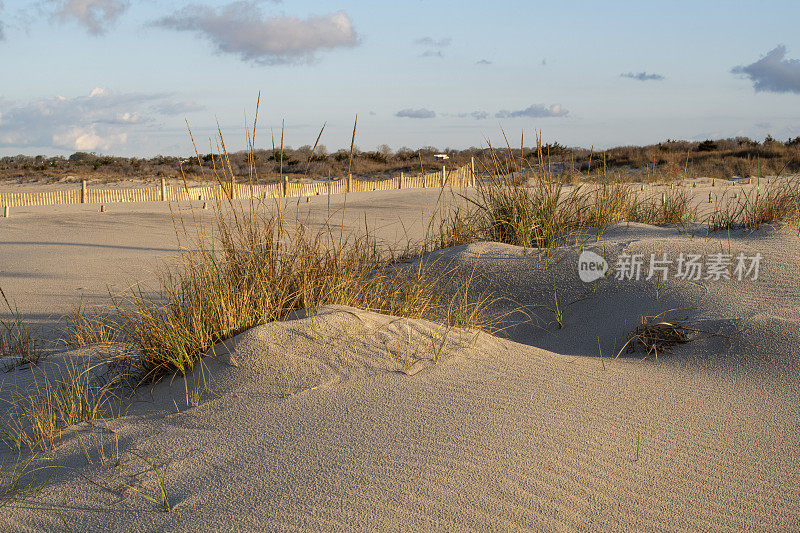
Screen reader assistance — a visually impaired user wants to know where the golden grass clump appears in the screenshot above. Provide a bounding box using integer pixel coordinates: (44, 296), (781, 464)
(0, 288), (43, 370)
(0, 359), (123, 453)
(441, 133), (799, 251)
(95, 108), (495, 383)
(707, 177), (800, 231)
(444, 134), (698, 250)
(111, 206), (492, 382)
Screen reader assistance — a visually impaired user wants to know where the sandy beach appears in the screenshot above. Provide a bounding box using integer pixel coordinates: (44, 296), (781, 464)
(0, 182), (797, 531)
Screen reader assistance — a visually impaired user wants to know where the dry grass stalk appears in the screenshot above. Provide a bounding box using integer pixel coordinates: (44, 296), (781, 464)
(620, 318), (691, 358)
(627, 321), (689, 355)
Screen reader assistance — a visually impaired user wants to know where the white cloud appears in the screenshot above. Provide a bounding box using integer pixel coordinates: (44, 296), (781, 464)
(49, 0), (130, 36)
(495, 104), (569, 119)
(396, 108), (436, 119)
(154, 2), (358, 65)
(52, 127), (125, 152)
(732, 45), (800, 94)
(0, 87), (197, 152)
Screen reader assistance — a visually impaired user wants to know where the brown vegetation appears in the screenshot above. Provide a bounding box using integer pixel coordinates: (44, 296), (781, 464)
(2, 135), (798, 185)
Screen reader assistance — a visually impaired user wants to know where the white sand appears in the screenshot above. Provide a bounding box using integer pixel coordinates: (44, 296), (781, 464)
(0, 187), (463, 337)
(0, 186), (798, 531)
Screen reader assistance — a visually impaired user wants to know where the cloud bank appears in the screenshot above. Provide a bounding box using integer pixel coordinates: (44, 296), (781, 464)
(620, 71), (664, 81)
(732, 45), (800, 94)
(0, 88), (202, 152)
(495, 104), (568, 119)
(155, 2), (358, 65)
(395, 108), (436, 119)
(49, 0), (130, 36)
(398, 105), (569, 120)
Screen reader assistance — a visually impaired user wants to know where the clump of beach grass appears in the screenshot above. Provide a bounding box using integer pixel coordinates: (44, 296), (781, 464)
(89, 107), (497, 383)
(61, 302), (120, 349)
(0, 287), (43, 370)
(1, 358), (125, 453)
(440, 132), (799, 252)
(443, 133), (697, 251)
(707, 176), (800, 232)
(107, 207), (495, 382)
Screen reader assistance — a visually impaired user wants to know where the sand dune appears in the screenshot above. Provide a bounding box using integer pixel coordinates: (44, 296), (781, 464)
(0, 219), (798, 531)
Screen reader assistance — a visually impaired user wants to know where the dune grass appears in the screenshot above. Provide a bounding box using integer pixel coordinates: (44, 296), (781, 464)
(0, 358), (125, 453)
(707, 176), (800, 231)
(100, 198), (494, 383)
(0, 453), (55, 508)
(433, 136), (697, 251)
(0, 288), (43, 370)
(85, 111), (497, 383)
(436, 134), (800, 252)
(60, 302), (120, 349)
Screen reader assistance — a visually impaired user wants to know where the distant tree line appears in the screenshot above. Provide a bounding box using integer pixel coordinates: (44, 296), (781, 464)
(1, 135), (798, 183)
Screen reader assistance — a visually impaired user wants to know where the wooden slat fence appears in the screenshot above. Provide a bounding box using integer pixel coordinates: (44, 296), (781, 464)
(0, 162), (476, 208)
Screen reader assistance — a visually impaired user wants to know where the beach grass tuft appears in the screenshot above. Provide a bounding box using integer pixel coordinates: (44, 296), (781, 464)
(1, 359), (125, 453)
(0, 287), (43, 370)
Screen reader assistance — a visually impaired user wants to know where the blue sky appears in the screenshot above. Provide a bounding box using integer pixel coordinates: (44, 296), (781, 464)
(0, 0), (799, 156)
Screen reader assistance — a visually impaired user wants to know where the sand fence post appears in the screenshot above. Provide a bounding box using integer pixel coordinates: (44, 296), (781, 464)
(399, 172), (404, 189)
(441, 166), (446, 188)
(81, 180), (87, 204)
(282, 175), (288, 197)
(471, 156), (475, 187)
(347, 173), (352, 193)
(3, 206), (9, 218)
(160, 178), (166, 201)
